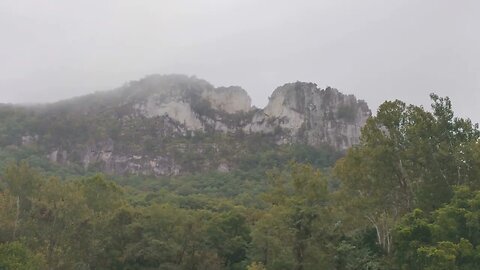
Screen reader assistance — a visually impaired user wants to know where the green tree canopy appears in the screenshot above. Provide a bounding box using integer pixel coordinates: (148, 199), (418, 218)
(334, 94), (480, 253)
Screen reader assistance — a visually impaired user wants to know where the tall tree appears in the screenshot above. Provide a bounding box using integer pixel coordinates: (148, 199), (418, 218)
(395, 186), (480, 269)
(334, 94), (480, 253)
(1, 161), (43, 240)
(252, 163), (334, 270)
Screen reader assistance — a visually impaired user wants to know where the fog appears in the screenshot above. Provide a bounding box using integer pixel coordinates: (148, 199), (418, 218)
(0, 0), (479, 122)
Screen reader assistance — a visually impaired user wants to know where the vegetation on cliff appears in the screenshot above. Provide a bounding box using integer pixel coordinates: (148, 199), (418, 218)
(0, 92), (479, 269)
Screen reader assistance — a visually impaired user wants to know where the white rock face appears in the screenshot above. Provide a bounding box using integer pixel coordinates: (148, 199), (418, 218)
(262, 86), (305, 130)
(21, 134), (38, 146)
(49, 150), (58, 163)
(130, 75), (252, 131)
(143, 99), (204, 130)
(127, 76), (370, 151)
(246, 82), (371, 150)
(202, 86), (252, 114)
(46, 75), (372, 177)
(48, 149), (68, 164)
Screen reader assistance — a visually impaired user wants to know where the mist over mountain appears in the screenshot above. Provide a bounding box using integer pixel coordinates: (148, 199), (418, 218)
(1, 1), (480, 269)
(0, 74), (370, 177)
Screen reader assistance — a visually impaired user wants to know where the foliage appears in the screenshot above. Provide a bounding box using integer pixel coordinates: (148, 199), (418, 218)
(334, 94), (480, 254)
(395, 186), (480, 269)
(0, 93), (478, 269)
(0, 241), (45, 270)
(250, 163), (337, 270)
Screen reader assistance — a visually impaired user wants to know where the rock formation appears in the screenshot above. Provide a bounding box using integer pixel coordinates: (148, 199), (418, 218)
(247, 82), (370, 150)
(5, 74), (371, 177)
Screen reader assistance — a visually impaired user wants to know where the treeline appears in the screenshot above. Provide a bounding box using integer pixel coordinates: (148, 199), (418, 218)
(334, 94), (480, 269)
(0, 94), (479, 269)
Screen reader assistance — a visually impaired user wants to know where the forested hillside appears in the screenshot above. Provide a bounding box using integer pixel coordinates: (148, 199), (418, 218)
(0, 75), (370, 178)
(1, 90), (479, 269)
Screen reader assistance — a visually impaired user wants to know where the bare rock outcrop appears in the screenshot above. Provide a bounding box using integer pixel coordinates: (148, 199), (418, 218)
(247, 82), (371, 150)
(23, 75), (371, 176)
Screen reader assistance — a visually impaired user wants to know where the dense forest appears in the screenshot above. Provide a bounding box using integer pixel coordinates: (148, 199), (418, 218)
(1, 94), (480, 269)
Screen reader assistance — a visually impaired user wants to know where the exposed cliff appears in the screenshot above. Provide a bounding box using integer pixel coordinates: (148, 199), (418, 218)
(247, 82), (370, 150)
(0, 74), (371, 177)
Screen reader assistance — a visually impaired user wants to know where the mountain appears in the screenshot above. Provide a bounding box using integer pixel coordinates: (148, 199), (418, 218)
(0, 74), (371, 177)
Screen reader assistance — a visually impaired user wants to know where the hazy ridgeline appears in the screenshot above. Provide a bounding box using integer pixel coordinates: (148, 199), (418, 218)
(0, 83), (479, 269)
(1, 1), (479, 269)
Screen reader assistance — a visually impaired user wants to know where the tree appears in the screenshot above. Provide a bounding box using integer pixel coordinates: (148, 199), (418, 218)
(1, 161), (43, 240)
(0, 241), (45, 270)
(252, 163), (334, 270)
(27, 177), (93, 269)
(395, 186), (480, 269)
(79, 174), (125, 213)
(207, 209), (251, 269)
(0, 191), (17, 242)
(247, 262), (266, 270)
(334, 95), (480, 253)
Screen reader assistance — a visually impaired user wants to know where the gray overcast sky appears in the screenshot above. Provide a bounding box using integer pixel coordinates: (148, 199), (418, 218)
(0, 0), (479, 122)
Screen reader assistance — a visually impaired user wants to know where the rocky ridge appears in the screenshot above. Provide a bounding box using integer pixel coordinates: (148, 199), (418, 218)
(9, 74), (371, 176)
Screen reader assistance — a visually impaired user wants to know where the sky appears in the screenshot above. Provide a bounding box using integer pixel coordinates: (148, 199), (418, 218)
(0, 0), (479, 123)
